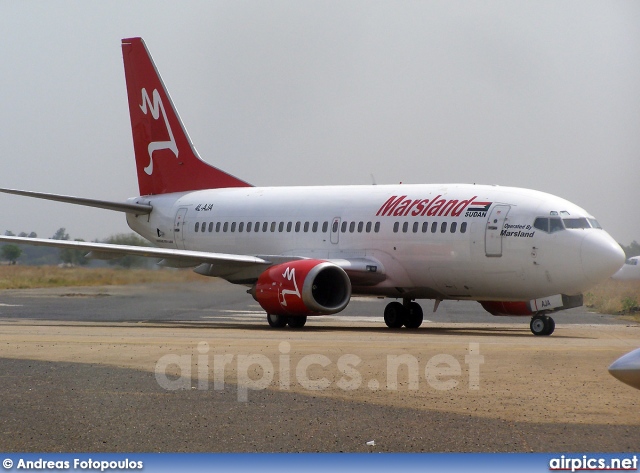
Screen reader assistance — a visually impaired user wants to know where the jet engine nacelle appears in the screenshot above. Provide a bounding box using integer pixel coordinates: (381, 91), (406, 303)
(251, 260), (352, 316)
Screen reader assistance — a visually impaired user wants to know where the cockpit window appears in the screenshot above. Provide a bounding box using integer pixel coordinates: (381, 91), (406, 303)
(562, 218), (590, 229)
(533, 217), (565, 233)
(626, 258), (638, 266)
(588, 218), (602, 229)
(533, 217), (549, 232)
(549, 217), (564, 233)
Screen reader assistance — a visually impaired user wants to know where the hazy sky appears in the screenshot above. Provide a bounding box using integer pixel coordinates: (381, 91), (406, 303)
(1, 1), (638, 244)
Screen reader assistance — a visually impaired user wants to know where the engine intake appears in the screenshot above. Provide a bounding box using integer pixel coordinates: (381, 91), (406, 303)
(251, 260), (352, 316)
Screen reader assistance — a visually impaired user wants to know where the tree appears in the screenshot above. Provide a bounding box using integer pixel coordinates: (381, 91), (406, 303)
(1, 244), (22, 264)
(620, 241), (640, 259)
(101, 233), (154, 268)
(59, 239), (89, 266)
(52, 228), (69, 241)
(51, 228), (88, 266)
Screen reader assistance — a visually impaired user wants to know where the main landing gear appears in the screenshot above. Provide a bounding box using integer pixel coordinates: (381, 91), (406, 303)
(266, 313), (307, 329)
(384, 299), (424, 329)
(530, 313), (555, 336)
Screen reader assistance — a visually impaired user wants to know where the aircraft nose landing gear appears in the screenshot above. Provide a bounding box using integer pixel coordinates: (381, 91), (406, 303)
(530, 313), (555, 336)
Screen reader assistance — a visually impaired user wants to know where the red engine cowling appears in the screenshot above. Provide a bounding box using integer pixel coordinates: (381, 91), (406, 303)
(480, 301), (533, 316)
(251, 260), (352, 316)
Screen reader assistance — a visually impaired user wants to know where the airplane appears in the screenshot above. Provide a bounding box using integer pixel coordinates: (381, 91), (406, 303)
(0, 37), (626, 335)
(609, 348), (640, 390)
(612, 256), (640, 281)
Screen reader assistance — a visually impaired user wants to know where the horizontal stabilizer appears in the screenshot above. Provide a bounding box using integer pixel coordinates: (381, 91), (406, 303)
(0, 188), (152, 214)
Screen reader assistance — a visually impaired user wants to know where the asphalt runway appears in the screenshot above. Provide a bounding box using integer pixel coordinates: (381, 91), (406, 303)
(0, 280), (639, 453)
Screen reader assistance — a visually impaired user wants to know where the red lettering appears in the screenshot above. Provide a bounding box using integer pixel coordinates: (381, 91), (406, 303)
(426, 197), (446, 216)
(420, 195), (442, 216)
(377, 194), (485, 217)
(393, 199), (412, 216)
(403, 199), (422, 216)
(437, 199), (458, 217)
(411, 199), (428, 216)
(376, 195), (406, 216)
(451, 196), (476, 216)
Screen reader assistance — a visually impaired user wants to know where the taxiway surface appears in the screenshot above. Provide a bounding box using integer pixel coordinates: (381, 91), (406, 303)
(0, 280), (638, 452)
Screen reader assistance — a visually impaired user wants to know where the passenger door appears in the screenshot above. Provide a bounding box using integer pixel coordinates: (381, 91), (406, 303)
(485, 205), (510, 257)
(174, 208), (188, 250)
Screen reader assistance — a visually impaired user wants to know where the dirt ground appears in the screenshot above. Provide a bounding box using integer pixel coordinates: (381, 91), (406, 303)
(1, 318), (638, 426)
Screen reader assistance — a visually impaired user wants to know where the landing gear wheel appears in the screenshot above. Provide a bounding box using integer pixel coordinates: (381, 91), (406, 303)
(267, 313), (287, 328)
(287, 316), (307, 328)
(530, 314), (554, 336)
(384, 302), (406, 328)
(546, 316), (555, 335)
(404, 302), (424, 329)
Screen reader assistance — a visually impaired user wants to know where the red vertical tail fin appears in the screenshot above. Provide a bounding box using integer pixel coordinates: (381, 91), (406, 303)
(121, 37), (251, 195)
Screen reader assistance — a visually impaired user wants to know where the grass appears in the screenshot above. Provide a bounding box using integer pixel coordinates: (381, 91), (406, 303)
(0, 265), (638, 322)
(0, 265), (202, 289)
(584, 279), (640, 321)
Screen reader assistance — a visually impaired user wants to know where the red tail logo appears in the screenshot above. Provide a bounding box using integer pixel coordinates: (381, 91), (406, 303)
(139, 88), (178, 175)
(121, 38), (251, 195)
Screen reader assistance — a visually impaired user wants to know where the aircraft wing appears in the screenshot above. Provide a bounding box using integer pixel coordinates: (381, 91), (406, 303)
(0, 235), (269, 276)
(0, 236), (386, 285)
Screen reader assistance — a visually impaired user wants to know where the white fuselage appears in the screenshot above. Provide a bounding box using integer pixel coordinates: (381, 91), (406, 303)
(126, 183), (622, 301)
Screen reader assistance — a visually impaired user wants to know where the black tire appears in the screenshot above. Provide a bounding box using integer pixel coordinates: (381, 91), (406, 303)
(287, 316), (307, 328)
(546, 316), (555, 335)
(530, 314), (553, 336)
(267, 313), (287, 328)
(384, 302), (406, 328)
(404, 302), (424, 329)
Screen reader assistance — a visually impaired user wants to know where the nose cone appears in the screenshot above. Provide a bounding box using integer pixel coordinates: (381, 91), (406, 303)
(609, 348), (640, 390)
(580, 232), (625, 284)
